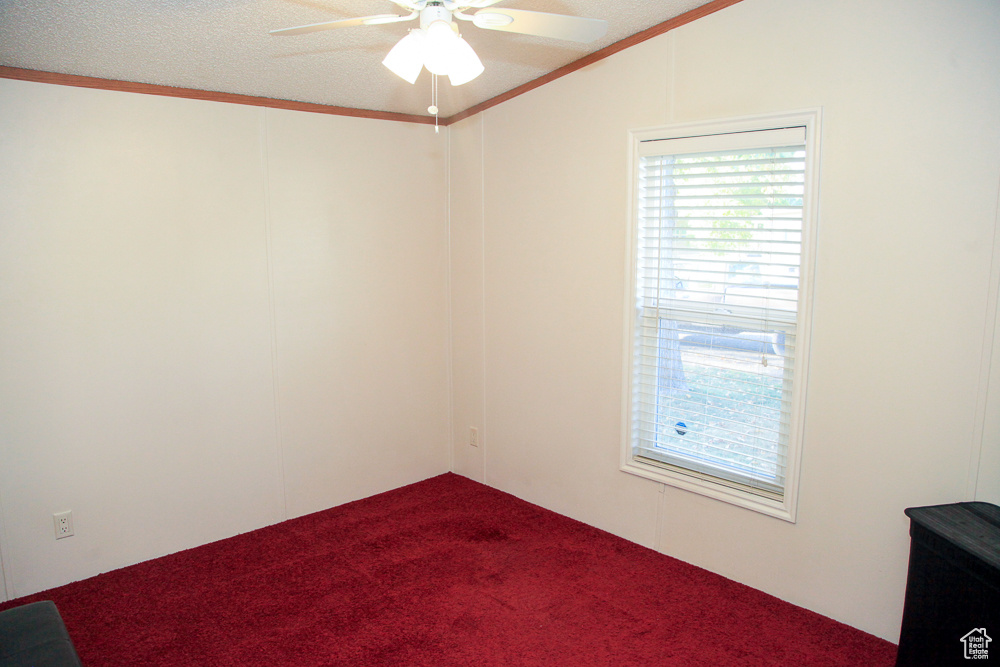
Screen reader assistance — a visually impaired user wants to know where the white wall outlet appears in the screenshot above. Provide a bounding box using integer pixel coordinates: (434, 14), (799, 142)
(53, 511), (73, 539)
(469, 427), (479, 448)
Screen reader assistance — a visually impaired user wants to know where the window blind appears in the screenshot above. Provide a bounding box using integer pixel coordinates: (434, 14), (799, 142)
(632, 127), (807, 498)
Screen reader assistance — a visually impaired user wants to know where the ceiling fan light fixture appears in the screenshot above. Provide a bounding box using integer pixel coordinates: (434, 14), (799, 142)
(382, 29), (426, 84)
(447, 36), (484, 85)
(273, 3), (609, 91)
(423, 20), (458, 76)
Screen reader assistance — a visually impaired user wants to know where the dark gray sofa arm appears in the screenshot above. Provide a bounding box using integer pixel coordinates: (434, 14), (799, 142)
(0, 601), (84, 667)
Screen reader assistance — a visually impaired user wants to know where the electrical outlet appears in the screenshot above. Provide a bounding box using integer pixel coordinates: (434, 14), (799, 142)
(53, 511), (73, 539)
(469, 427), (479, 447)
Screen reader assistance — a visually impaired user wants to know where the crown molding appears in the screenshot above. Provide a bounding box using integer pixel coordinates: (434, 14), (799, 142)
(0, 66), (436, 125)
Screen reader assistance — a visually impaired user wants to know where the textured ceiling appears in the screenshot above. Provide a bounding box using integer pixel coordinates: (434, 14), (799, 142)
(0, 0), (715, 118)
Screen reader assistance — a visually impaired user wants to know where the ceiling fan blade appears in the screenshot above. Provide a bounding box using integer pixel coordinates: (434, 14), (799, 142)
(472, 8), (607, 43)
(457, 0), (505, 8)
(270, 13), (410, 37)
(388, 0), (423, 10)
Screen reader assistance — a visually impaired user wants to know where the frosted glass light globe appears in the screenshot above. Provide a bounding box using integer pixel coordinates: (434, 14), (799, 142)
(423, 20), (458, 76)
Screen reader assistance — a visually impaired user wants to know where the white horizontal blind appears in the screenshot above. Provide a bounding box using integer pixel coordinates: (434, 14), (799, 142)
(632, 127), (807, 498)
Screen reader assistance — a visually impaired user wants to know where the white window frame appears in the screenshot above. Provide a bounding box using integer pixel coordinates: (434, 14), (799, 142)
(620, 110), (821, 522)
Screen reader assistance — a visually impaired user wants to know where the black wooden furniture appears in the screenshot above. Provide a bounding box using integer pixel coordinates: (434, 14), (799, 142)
(896, 502), (1000, 666)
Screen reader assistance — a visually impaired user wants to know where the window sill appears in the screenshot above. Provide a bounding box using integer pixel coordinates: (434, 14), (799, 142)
(620, 454), (798, 522)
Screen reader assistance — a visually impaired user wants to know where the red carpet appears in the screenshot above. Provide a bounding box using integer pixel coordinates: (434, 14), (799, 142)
(0, 473), (896, 665)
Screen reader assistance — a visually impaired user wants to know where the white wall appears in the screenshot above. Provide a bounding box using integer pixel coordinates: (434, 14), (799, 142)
(448, 0), (1000, 641)
(449, 114), (486, 483)
(0, 79), (451, 599)
(265, 109), (451, 517)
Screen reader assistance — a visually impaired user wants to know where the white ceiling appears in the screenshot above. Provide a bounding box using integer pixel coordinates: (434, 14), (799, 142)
(0, 0), (717, 118)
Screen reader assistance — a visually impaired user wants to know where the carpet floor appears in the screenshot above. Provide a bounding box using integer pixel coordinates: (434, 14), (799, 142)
(0, 473), (897, 666)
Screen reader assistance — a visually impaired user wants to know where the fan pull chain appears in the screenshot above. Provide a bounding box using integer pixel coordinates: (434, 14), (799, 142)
(428, 74), (440, 133)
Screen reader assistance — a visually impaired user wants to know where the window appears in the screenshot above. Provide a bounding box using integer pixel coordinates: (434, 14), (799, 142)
(621, 111), (820, 521)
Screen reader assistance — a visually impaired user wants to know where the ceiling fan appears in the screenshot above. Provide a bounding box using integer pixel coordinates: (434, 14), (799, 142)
(270, 0), (608, 87)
